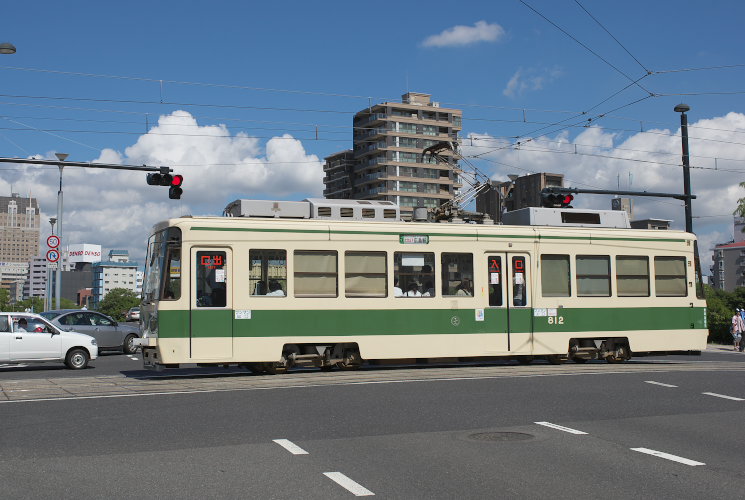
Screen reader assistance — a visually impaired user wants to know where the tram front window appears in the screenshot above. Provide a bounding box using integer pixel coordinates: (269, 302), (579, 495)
(143, 227), (181, 303)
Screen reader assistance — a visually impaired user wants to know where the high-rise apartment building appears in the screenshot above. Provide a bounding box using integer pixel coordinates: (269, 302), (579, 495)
(0, 192), (40, 263)
(92, 249), (140, 308)
(323, 92), (462, 217)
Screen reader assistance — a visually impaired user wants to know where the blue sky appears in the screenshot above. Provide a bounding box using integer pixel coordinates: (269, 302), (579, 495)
(1, 0), (744, 270)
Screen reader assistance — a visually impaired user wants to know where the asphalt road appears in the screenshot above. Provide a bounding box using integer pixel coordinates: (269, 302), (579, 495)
(1, 347), (744, 499)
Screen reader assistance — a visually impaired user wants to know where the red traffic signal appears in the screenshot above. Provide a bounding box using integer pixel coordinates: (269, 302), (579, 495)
(169, 175), (184, 199)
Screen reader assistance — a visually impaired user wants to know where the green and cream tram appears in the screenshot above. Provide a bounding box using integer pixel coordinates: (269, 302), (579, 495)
(138, 199), (707, 372)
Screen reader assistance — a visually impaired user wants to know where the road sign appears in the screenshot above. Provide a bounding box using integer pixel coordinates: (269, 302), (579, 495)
(46, 249), (60, 263)
(47, 235), (60, 248)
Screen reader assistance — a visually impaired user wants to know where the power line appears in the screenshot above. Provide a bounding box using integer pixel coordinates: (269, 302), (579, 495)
(654, 64), (745, 74)
(518, 0), (652, 95)
(573, 0), (651, 74)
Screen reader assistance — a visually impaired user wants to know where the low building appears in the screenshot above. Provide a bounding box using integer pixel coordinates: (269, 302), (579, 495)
(92, 250), (140, 308)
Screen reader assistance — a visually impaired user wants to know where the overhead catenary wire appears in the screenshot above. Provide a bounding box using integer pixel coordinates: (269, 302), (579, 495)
(573, 0), (651, 74)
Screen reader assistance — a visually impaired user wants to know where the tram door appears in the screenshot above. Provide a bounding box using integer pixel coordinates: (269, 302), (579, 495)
(190, 248), (233, 359)
(486, 253), (532, 352)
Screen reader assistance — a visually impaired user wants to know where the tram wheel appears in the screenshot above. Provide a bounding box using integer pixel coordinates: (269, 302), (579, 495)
(320, 365), (334, 372)
(263, 362), (288, 375)
(572, 357), (588, 364)
(546, 355), (566, 365)
(606, 345), (629, 364)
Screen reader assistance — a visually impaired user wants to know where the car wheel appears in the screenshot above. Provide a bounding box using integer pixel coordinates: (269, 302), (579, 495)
(123, 334), (138, 354)
(65, 348), (90, 370)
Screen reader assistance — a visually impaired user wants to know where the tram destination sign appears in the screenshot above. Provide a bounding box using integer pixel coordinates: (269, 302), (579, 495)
(399, 234), (429, 244)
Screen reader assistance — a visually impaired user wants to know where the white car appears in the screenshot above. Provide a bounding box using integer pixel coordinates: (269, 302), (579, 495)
(0, 312), (98, 369)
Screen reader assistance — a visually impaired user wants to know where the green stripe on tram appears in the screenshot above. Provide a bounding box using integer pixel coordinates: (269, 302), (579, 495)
(158, 307), (706, 339)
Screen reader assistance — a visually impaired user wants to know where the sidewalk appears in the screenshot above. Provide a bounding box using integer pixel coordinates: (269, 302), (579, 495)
(707, 343), (745, 353)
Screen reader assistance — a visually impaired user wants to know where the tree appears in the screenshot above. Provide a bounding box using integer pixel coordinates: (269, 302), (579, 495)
(734, 181), (745, 228)
(98, 288), (140, 321)
(0, 288), (10, 311)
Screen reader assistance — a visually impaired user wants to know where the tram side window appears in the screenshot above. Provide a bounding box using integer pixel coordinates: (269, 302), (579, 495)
(654, 256), (687, 297)
(162, 246), (181, 300)
(394, 252), (435, 297)
(294, 251), (338, 298)
(541, 255), (570, 297)
(616, 256), (650, 297)
(249, 250), (287, 297)
(487, 256), (503, 306)
(441, 253), (473, 297)
(195, 251), (227, 308)
(576, 255), (611, 297)
(345, 251), (387, 298)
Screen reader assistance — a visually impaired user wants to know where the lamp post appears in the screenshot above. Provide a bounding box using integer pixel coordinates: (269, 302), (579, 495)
(674, 104), (693, 233)
(54, 153), (68, 309)
(0, 43), (16, 54)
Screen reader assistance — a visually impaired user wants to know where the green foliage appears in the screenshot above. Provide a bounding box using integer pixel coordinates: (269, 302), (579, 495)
(734, 181), (745, 225)
(705, 285), (745, 344)
(60, 298), (80, 310)
(0, 288), (10, 311)
(14, 297), (44, 313)
(98, 288), (140, 322)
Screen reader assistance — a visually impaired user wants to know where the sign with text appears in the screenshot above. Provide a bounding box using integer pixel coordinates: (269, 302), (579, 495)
(67, 243), (102, 264)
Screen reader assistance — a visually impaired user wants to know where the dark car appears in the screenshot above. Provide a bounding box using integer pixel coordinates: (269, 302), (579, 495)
(39, 309), (139, 354)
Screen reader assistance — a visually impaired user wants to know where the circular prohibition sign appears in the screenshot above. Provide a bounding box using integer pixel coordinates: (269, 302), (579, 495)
(47, 235), (60, 248)
(46, 249), (60, 263)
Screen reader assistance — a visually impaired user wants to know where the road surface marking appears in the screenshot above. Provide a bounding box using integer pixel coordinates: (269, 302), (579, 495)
(534, 421), (588, 435)
(323, 472), (374, 497)
(702, 392), (744, 401)
(630, 448), (705, 466)
(272, 439), (308, 455)
(644, 381), (678, 388)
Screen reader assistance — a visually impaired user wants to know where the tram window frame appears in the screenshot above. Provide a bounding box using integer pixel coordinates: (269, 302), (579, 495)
(441, 253), (473, 297)
(654, 256), (687, 297)
(540, 254), (571, 297)
(616, 256), (650, 297)
(195, 251), (228, 308)
(294, 250), (338, 298)
(345, 251), (387, 298)
(249, 249), (287, 297)
(576, 255), (611, 297)
(394, 252), (435, 297)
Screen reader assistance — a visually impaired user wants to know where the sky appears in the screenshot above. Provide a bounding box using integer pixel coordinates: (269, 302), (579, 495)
(1, 0), (744, 273)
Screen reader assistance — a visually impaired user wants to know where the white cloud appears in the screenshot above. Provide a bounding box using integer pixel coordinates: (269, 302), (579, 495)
(503, 67), (563, 98)
(421, 21), (505, 48)
(2, 111), (323, 262)
(461, 112), (745, 270)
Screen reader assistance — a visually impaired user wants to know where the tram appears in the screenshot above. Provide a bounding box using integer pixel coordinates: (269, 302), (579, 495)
(138, 198), (707, 372)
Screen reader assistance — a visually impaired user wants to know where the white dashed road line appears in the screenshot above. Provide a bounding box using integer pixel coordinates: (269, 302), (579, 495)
(644, 380), (678, 388)
(323, 472), (375, 497)
(272, 438), (309, 455)
(630, 447), (705, 466)
(702, 392), (745, 401)
(534, 421), (588, 435)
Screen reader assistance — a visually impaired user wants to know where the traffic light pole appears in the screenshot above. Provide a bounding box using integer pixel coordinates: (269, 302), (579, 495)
(0, 157), (173, 173)
(542, 186), (697, 203)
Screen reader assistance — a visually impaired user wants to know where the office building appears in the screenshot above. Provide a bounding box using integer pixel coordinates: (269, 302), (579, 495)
(24, 256), (48, 299)
(0, 192), (40, 263)
(323, 92), (463, 217)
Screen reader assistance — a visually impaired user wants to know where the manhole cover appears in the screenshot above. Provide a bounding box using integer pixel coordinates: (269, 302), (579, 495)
(468, 432), (534, 442)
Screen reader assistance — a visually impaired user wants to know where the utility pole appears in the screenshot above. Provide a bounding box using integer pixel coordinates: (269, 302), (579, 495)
(675, 104), (693, 233)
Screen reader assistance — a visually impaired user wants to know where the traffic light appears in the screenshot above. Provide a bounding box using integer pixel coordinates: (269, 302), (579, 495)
(169, 174), (183, 200)
(146, 170), (183, 199)
(541, 192), (574, 208)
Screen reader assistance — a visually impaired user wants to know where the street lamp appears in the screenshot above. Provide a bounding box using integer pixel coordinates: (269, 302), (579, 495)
(674, 104), (693, 233)
(0, 43), (16, 54)
(54, 153), (68, 309)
